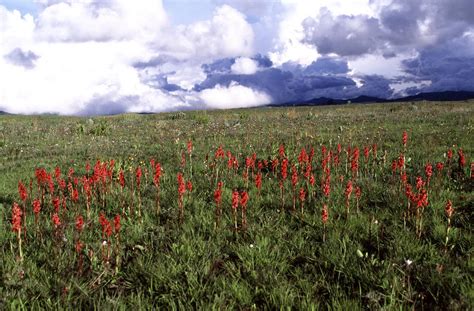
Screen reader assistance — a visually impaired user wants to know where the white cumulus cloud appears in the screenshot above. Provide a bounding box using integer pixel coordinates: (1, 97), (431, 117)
(231, 57), (259, 74)
(199, 82), (272, 109)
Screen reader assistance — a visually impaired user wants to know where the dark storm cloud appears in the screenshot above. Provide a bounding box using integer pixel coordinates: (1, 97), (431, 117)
(4, 48), (39, 69)
(402, 35), (474, 92)
(196, 56), (394, 103)
(303, 0), (474, 57)
(302, 8), (383, 56)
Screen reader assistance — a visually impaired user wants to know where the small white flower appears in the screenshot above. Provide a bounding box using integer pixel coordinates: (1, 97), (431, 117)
(374, 220), (378, 225)
(102, 240), (107, 246)
(250, 244), (254, 248)
(405, 259), (413, 266)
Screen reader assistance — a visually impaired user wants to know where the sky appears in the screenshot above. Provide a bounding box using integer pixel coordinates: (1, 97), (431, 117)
(0, 0), (473, 115)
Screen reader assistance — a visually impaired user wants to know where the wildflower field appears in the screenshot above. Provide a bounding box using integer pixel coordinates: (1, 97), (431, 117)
(0, 101), (473, 309)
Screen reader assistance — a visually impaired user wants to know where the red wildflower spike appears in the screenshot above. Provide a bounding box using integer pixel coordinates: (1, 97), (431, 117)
(322, 204), (328, 224)
(355, 186), (361, 199)
(425, 163), (433, 182)
(12, 202), (22, 232)
(416, 176), (424, 190)
(436, 162), (444, 173)
(52, 197), (60, 213)
(402, 131), (408, 147)
(458, 148), (466, 168)
(281, 158), (288, 180)
(291, 165), (298, 188)
(255, 172), (262, 191)
(177, 173), (186, 196)
(232, 190), (239, 210)
(240, 191), (249, 208)
(445, 200), (454, 218)
(299, 188), (306, 202)
(33, 199), (41, 215)
(345, 180), (353, 199)
(214, 182), (223, 205)
(136, 166), (142, 188)
(279, 144), (285, 158)
(76, 215), (84, 232)
(18, 181), (28, 202)
(114, 214), (121, 234)
(119, 170), (125, 188)
(153, 163), (162, 186)
(52, 213), (61, 228)
(447, 149), (453, 162)
(309, 174), (315, 186)
(187, 140), (193, 154)
(85, 161), (91, 174)
(186, 180), (193, 192)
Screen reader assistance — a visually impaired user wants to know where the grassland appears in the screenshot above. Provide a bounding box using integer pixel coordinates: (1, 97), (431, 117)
(0, 101), (473, 309)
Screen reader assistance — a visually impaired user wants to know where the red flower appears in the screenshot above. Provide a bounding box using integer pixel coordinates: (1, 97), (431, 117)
(52, 197), (60, 213)
(255, 172), (262, 191)
(416, 176), (424, 190)
(279, 144), (285, 158)
(355, 186), (361, 199)
(322, 204), (328, 224)
(322, 176), (330, 197)
(85, 161), (91, 174)
(345, 180), (353, 199)
(214, 182), (223, 206)
(232, 190), (239, 210)
(18, 181), (28, 202)
(351, 148), (360, 175)
(11, 202), (22, 232)
(458, 148), (466, 168)
(186, 181), (193, 192)
(281, 159), (288, 180)
(291, 165), (298, 188)
(76, 215), (84, 232)
(72, 188), (79, 202)
(363, 146), (370, 161)
(445, 200), (454, 218)
(240, 191), (249, 209)
(114, 214), (121, 234)
(187, 140), (193, 154)
(436, 162), (444, 172)
(119, 170), (125, 189)
(447, 149), (453, 162)
(153, 163), (162, 186)
(33, 199), (41, 215)
(52, 213), (61, 228)
(425, 163), (433, 181)
(99, 213), (112, 238)
(136, 166), (142, 188)
(402, 131), (408, 147)
(309, 174), (315, 186)
(75, 240), (83, 253)
(177, 173), (186, 197)
(215, 145), (225, 159)
(299, 188), (306, 202)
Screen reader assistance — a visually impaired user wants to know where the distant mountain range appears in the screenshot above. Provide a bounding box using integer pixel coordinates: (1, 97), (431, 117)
(270, 91), (474, 107)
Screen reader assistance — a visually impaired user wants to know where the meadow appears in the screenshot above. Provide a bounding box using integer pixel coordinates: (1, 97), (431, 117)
(0, 101), (473, 309)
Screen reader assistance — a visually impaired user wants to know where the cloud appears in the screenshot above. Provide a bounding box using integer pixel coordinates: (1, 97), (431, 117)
(35, 0), (168, 42)
(4, 48), (39, 69)
(199, 82), (272, 109)
(303, 8), (382, 56)
(231, 57), (259, 74)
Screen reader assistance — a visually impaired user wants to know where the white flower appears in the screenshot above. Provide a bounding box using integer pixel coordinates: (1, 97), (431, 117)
(405, 259), (413, 266)
(102, 240), (107, 246)
(250, 244), (254, 248)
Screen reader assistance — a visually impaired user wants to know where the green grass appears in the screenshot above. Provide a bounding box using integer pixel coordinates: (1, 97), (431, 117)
(0, 101), (473, 309)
